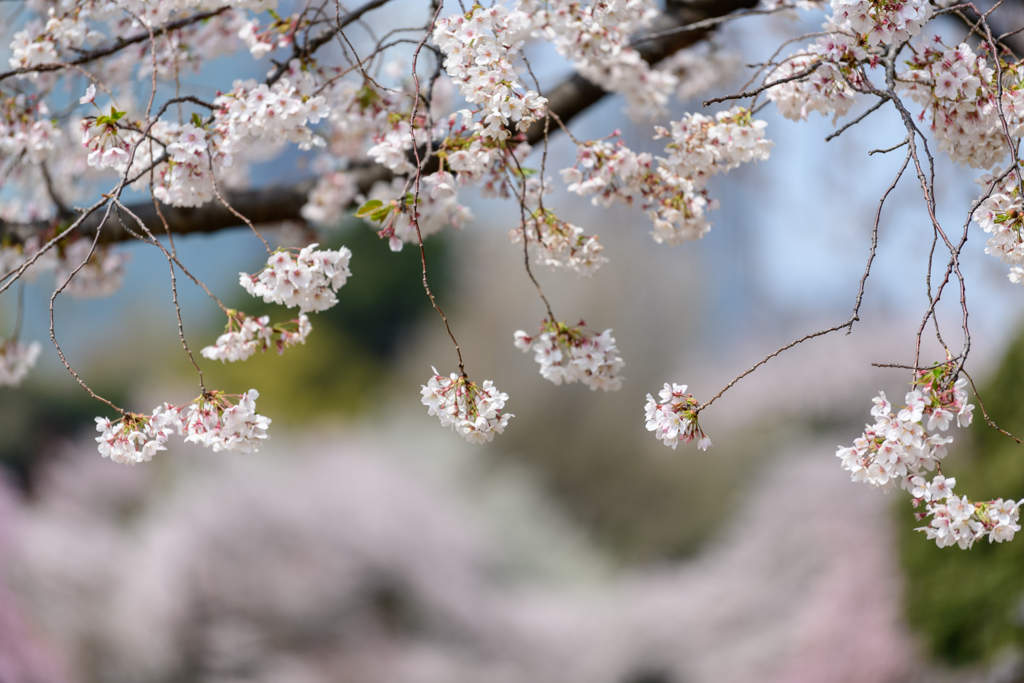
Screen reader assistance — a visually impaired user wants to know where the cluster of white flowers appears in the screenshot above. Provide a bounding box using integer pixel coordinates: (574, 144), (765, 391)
(0, 339), (42, 387)
(911, 475), (1021, 548)
(201, 312), (311, 362)
(319, 79), (411, 160)
(8, 8), (101, 73)
(898, 40), (1005, 169)
(766, 25), (865, 121)
(301, 169), (359, 226)
(513, 321), (624, 391)
(644, 383), (711, 450)
(834, 365), (1022, 549)
(971, 167), (1024, 285)
(420, 369), (513, 443)
(94, 405), (178, 465)
(80, 107), (133, 171)
(240, 243), (351, 313)
(1, 94), (60, 163)
(90, 0), (278, 29)
(563, 107), (772, 245)
(237, 15), (294, 58)
(95, 389), (271, 464)
(214, 75), (328, 152)
(432, 5), (546, 140)
(836, 383), (968, 493)
(177, 389), (271, 452)
(142, 121), (222, 207)
(9, 23), (59, 71)
(359, 177), (473, 252)
(508, 209), (607, 276)
(656, 107), (774, 191)
(831, 0), (931, 46)
(517, 0), (675, 120)
(437, 113), (535, 192)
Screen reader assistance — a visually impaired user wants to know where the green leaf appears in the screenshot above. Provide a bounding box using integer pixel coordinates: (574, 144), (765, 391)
(355, 199), (383, 217)
(191, 112), (203, 127)
(369, 207), (391, 223)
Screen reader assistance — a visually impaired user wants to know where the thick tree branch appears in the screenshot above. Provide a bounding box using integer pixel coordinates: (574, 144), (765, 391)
(0, 0), (756, 245)
(0, 8), (231, 83)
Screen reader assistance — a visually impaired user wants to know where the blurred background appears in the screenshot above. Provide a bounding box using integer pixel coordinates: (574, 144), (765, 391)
(4, 3), (1024, 682)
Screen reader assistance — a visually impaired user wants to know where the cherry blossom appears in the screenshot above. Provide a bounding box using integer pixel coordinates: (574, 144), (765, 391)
(564, 107), (772, 244)
(913, 476), (1021, 548)
(834, 364), (1022, 548)
(95, 389), (272, 463)
(508, 208), (607, 276)
(240, 243), (352, 313)
(201, 311), (312, 362)
(644, 383), (711, 450)
(0, 339), (41, 387)
(420, 369), (513, 443)
(513, 320), (624, 391)
(432, 5), (547, 140)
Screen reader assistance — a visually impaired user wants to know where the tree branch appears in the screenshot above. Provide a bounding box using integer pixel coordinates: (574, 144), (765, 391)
(0, 0), (756, 245)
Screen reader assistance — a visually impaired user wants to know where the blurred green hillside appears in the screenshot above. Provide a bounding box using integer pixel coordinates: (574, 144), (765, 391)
(901, 330), (1024, 665)
(0, 219), (452, 486)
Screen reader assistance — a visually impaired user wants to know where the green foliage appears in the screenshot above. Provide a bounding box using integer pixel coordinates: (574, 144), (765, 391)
(202, 218), (451, 421)
(0, 218), (451, 486)
(900, 329), (1024, 664)
(0, 380), (129, 492)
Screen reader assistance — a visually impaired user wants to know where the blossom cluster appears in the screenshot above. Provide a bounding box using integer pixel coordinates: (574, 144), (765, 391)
(766, 25), (866, 121)
(358, 177), (473, 252)
(237, 13), (297, 59)
(0, 339), (41, 387)
(435, 112), (535, 194)
(562, 107), (772, 244)
(201, 311), (312, 363)
(836, 368), (974, 493)
(656, 107), (774, 191)
(432, 5), (546, 140)
(301, 169), (359, 227)
(513, 321), (624, 391)
(8, 9), (99, 72)
(80, 106), (133, 171)
(86, 70), (331, 207)
(971, 167), (1024, 284)
(644, 383), (711, 450)
(508, 208), (607, 276)
(240, 243), (352, 313)
(898, 40), (1004, 169)
(912, 475), (1021, 548)
(831, 0), (931, 46)
(420, 369), (513, 443)
(834, 365), (1022, 548)
(144, 121), (225, 208)
(95, 389), (271, 464)
(1, 93), (60, 163)
(516, 0), (675, 120)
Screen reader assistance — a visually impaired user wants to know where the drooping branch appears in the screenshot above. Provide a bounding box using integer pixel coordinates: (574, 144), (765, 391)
(0, 0), (758, 245)
(0, 8), (231, 83)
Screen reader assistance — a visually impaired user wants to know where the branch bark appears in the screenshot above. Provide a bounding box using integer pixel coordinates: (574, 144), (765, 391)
(0, 0), (756, 245)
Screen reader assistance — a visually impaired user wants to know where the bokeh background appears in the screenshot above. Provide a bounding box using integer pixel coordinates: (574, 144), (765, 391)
(3, 2), (1024, 682)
